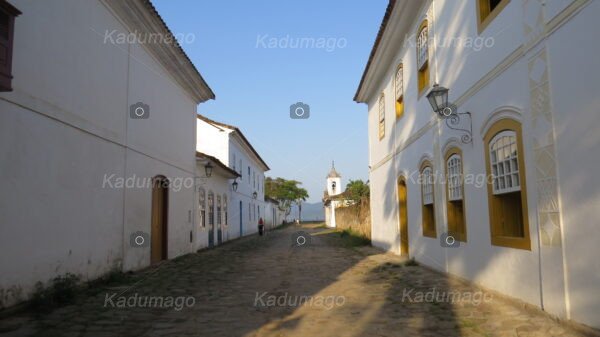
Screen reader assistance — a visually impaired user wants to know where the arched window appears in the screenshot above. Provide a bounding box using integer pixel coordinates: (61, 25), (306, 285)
(207, 192), (214, 226)
(378, 93), (385, 140)
(445, 148), (466, 241)
(395, 63), (404, 118)
(199, 188), (206, 228)
(484, 119), (530, 250)
(416, 20), (430, 94)
(223, 195), (228, 226)
(420, 162), (436, 237)
(216, 195), (222, 225)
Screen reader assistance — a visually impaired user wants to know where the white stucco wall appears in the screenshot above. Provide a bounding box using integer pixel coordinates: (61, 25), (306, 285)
(263, 201), (283, 229)
(0, 99), (125, 307)
(195, 118), (269, 240)
(545, 0), (600, 328)
(196, 118), (230, 161)
(0, 0), (201, 307)
(365, 0), (599, 329)
(194, 169), (231, 250)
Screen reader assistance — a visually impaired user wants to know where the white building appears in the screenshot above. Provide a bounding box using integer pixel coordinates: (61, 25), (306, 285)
(323, 163), (343, 228)
(264, 196), (285, 230)
(355, 0), (600, 330)
(195, 151), (240, 250)
(0, 0), (214, 308)
(196, 115), (270, 239)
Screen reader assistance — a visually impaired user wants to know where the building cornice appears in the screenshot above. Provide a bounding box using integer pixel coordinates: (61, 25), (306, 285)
(101, 0), (215, 103)
(354, 0), (423, 103)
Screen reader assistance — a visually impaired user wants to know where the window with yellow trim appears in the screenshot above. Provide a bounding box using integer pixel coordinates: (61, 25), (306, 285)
(477, 0), (510, 33)
(445, 148), (466, 242)
(394, 63), (404, 119)
(416, 20), (430, 95)
(378, 93), (385, 140)
(484, 119), (531, 250)
(420, 162), (436, 238)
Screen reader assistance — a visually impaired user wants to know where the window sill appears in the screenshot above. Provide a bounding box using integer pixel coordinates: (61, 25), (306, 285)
(448, 231), (467, 242)
(491, 235), (531, 250)
(477, 0), (511, 34)
(422, 229), (437, 238)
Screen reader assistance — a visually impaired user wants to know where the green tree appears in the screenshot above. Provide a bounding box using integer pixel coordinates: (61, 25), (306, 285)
(345, 179), (370, 203)
(265, 177), (309, 219)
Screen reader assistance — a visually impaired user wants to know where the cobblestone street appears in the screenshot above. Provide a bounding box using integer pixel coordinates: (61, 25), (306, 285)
(0, 224), (592, 337)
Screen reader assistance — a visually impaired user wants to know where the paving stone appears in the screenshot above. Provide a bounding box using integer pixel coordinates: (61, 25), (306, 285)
(0, 225), (593, 337)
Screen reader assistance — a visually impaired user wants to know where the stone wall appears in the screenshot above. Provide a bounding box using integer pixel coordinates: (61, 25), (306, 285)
(334, 198), (371, 239)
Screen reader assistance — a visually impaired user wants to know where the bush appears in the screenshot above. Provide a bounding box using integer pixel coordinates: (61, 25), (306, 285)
(30, 273), (80, 310)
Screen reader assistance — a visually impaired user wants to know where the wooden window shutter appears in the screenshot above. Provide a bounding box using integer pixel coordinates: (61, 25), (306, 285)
(0, 0), (21, 92)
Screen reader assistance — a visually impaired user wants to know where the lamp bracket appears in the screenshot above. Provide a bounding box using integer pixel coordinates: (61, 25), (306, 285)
(438, 105), (472, 144)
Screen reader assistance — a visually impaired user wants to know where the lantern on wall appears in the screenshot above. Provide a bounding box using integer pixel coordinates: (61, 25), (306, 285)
(426, 83), (473, 144)
(204, 162), (213, 177)
(426, 84), (450, 116)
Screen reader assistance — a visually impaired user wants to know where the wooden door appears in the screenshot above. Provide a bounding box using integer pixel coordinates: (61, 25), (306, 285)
(151, 176), (168, 264)
(398, 177), (409, 256)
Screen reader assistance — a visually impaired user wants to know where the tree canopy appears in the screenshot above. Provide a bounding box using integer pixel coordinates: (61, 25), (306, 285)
(344, 179), (370, 203)
(265, 177), (309, 217)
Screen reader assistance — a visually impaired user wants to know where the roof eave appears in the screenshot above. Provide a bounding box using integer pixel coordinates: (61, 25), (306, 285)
(102, 0), (215, 104)
(196, 151), (240, 179)
(197, 114), (270, 171)
(354, 1), (423, 104)
(354, 0), (397, 103)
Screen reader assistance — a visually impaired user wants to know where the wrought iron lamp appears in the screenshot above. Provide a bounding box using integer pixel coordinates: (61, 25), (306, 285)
(426, 84), (472, 144)
(204, 162), (213, 177)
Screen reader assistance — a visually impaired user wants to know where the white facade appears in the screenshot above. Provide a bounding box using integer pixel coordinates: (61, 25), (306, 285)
(324, 163), (343, 228)
(0, 0), (213, 308)
(356, 0), (600, 330)
(196, 116), (270, 239)
(264, 197), (285, 230)
(194, 153), (239, 250)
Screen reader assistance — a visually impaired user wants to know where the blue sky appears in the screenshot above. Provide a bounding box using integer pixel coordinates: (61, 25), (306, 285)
(153, 0), (387, 202)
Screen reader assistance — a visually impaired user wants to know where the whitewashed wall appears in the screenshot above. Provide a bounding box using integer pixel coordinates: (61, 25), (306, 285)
(366, 0), (600, 329)
(196, 119), (269, 239)
(545, 0), (600, 328)
(0, 0), (199, 307)
(228, 135), (267, 237)
(194, 169), (231, 250)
